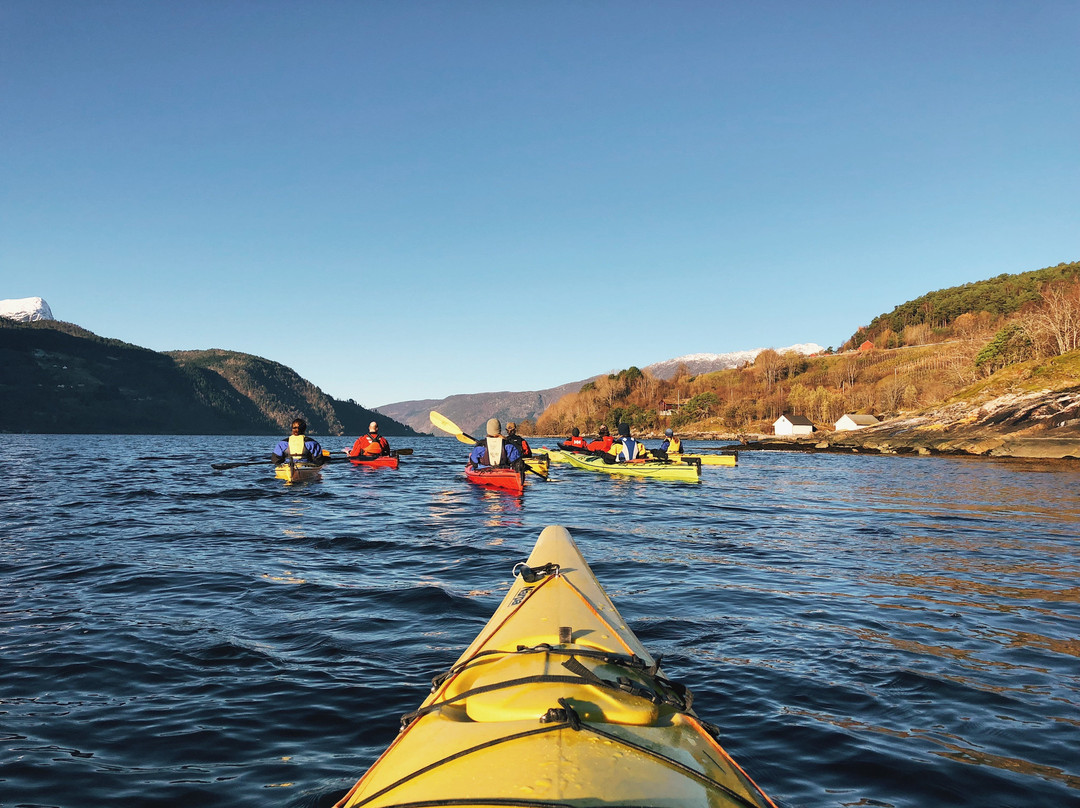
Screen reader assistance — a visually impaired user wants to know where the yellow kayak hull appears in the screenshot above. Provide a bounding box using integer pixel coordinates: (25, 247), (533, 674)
(670, 452), (738, 466)
(525, 454), (550, 475)
(334, 525), (775, 808)
(274, 461), (321, 482)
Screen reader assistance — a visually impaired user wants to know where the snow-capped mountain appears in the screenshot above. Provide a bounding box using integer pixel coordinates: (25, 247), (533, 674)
(0, 297), (54, 322)
(644, 343), (825, 379)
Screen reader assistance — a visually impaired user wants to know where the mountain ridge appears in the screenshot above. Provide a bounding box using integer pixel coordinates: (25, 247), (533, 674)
(0, 319), (418, 436)
(377, 343), (825, 435)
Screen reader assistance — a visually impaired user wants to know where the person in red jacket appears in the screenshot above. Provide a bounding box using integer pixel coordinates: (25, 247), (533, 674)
(559, 427), (589, 451)
(587, 424), (614, 453)
(348, 421), (391, 457)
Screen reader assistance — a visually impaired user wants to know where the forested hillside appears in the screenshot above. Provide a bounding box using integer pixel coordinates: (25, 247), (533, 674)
(168, 349), (417, 436)
(847, 261), (1080, 349)
(533, 261), (1080, 437)
(0, 320), (417, 435)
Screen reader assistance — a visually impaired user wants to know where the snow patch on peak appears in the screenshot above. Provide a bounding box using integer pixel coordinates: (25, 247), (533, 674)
(0, 297), (54, 322)
(645, 342), (826, 379)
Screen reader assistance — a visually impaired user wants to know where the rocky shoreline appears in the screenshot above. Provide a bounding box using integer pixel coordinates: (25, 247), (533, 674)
(651, 385), (1080, 460)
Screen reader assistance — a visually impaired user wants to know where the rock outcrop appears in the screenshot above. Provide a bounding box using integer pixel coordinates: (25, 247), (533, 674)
(738, 386), (1080, 459)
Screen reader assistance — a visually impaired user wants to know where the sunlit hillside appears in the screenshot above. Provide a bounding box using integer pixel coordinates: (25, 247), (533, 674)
(532, 261), (1080, 437)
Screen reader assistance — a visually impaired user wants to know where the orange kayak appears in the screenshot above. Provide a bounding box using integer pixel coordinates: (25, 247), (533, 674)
(464, 463), (525, 494)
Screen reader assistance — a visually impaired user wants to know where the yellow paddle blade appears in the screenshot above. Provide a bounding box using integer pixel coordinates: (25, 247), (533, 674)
(429, 411), (477, 444)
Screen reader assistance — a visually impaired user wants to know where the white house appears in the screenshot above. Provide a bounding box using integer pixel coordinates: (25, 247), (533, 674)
(835, 413), (880, 431)
(774, 414), (815, 436)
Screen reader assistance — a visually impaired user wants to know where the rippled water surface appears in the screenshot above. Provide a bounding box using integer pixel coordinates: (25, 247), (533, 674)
(2, 435), (1078, 807)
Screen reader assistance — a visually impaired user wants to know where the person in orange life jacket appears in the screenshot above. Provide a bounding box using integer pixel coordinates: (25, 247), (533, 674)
(469, 418), (522, 469)
(613, 423), (648, 463)
(504, 422), (532, 458)
(348, 421), (391, 457)
(559, 427), (589, 451)
(586, 423), (614, 453)
(272, 418), (325, 464)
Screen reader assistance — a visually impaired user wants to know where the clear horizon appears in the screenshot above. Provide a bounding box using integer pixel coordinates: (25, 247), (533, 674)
(4, 2), (1078, 407)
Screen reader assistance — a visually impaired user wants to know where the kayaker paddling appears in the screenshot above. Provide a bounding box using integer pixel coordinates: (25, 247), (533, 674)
(558, 427), (589, 451)
(272, 418), (326, 465)
(613, 422), (648, 462)
(652, 427), (681, 460)
(348, 421), (391, 458)
(661, 427), (681, 454)
(586, 423), (614, 453)
(504, 421), (532, 458)
(469, 418), (522, 469)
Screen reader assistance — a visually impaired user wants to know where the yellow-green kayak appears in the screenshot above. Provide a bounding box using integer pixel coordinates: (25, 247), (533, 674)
(669, 452), (738, 467)
(333, 525), (776, 808)
(544, 447), (573, 464)
(560, 449), (701, 481)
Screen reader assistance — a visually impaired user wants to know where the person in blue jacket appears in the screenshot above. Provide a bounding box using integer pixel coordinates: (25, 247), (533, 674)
(272, 418), (325, 464)
(469, 418), (522, 469)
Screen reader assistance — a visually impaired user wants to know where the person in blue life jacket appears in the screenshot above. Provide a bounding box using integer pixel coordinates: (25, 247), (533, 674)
(272, 418), (326, 465)
(469, 418), (522, 469)
(613, 422), (649, 463)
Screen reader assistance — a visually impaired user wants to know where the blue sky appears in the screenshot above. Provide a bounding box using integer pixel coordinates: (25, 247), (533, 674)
(3, 1), (1078, 407)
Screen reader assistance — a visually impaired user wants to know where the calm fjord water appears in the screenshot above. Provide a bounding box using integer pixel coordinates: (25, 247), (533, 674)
(2, 434), (1078, 808)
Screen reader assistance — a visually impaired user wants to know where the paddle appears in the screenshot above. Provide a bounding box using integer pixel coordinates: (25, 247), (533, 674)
(430, 411), (547, 480)
(336, 448), (414, 459)
(212, 447), (333, 471)
(429, 411), (478, 445)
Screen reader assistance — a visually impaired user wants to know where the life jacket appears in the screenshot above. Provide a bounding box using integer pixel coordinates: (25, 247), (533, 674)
(566, 435), (588, 449)
(356, 433), (388, 455)
(288, 434), (309, 459)
(667, 437), (682, 453)
(482, 437), (507, 467)
(616, 437), (641, 462)
(507, 435), (531, 457)
(587, 435), (613, 452)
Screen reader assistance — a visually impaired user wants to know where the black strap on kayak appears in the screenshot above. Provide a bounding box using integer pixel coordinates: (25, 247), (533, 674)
(540, 697), (582, 730)
(429, 643), (650, 694)
(512, 561), (559, 583)
(403, 657), (690, 730)
(372, 714), (769, 808)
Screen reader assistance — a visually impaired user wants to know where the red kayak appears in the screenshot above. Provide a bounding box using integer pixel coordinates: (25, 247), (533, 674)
(464, 463), (524, 494)
(348, 455), (400, 469)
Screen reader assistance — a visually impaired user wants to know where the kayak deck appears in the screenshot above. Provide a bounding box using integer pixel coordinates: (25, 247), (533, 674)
(333, 525), (775, 808)
(560, 450), (701, 481)
(274, 461), (322, 482)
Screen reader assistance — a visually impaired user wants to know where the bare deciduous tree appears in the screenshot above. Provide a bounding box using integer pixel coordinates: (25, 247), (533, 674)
(1022, 280), (1080, 357)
